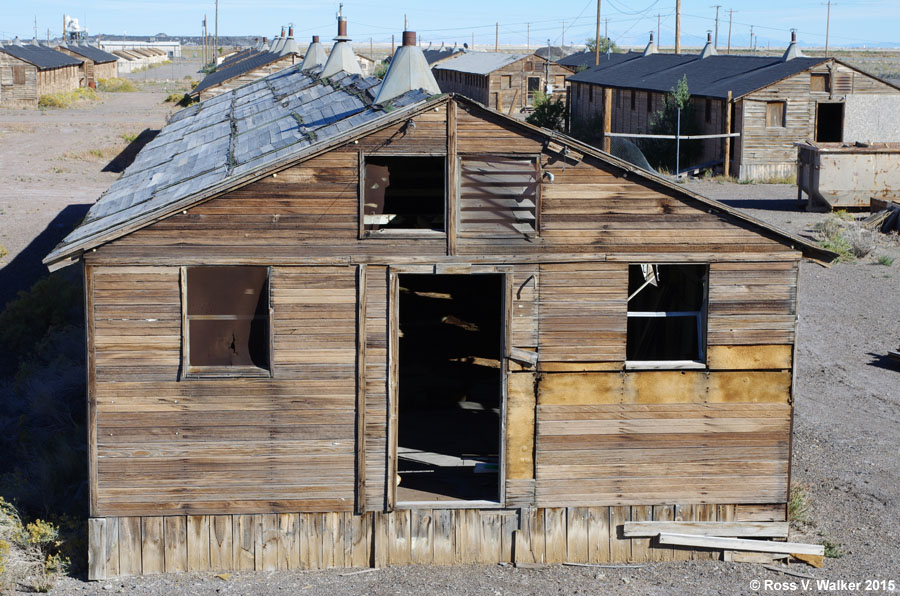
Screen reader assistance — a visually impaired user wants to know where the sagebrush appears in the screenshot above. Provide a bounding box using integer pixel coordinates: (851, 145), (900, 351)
(0, 497), (67, 592)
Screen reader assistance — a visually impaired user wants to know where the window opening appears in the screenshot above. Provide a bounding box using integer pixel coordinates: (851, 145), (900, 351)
(185, 266), (270, 375)
(815, 102), (843, 142)
(363, 156), (445, 233)
(626, 264), (708, 364)
(397, 274), (503, 504)
(527, 76), (542, 105)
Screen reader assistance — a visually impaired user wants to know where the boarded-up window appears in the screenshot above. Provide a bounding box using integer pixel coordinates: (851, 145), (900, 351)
(525, 60), (534, 71)
(627, 264), (708, 364)
(185, 266), (270, 374)
(766, 101), (786, 127)
(459, 156), (538, 237)
(13, 66), (25, 85)
(810, 73), (830, 92)
(501, 74), (512, 89)
(363, 156), (445, 233)
(555, 75), (566, 87)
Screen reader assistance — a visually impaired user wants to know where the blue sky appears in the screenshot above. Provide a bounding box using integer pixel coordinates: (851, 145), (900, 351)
(4, 0), (898, 49)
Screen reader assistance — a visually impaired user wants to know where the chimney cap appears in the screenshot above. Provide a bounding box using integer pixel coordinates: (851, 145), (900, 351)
(312, 35), (320, 43)
(335, 16), (350, 41)
(402, 31), (416, 47)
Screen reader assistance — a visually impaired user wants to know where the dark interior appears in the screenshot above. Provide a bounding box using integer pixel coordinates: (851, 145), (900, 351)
(626, 264), (707, 362)
(186, 266), (269, 368)
(364, 156), (444, 231)
(816, 102), (844, 142)
(397, 274), (502, 503)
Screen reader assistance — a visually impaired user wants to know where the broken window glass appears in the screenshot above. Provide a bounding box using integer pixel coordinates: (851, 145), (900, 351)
(363, 156), (445, 233)
(626, 264), (708, 363)
(186, 266), (269, 371)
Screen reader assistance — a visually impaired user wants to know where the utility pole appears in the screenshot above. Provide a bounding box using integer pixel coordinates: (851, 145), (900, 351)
(495, 22), (498, 51)
(391, 33), (395, 54)
(824, 1), (834, 54)
(34, 16), (38, 41)
(675, 0), (682, 54)
(750, 25), (754, 53)
(214, 0), (218, 60)
(727, 9), (734, 54)
(711, 5), (721, 49)
(471, 32), (474, 50)
(604, 19), (609, 48)
(527, 23), (530, 50)
(594, 0), (601, 65)
(657, 14), (661, 49)
(561, 21), (565, 49)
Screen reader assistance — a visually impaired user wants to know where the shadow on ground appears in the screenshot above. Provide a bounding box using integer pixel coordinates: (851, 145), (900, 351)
(0, 204), (91, 309)
(103, 128), (159, 173)
(717, 198), (807, 212)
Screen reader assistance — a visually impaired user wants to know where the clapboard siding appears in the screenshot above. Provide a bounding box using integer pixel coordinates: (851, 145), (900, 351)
(534, 401), (791, 506)
(92, 265), (358, 516)
(364, 266), (389, 511)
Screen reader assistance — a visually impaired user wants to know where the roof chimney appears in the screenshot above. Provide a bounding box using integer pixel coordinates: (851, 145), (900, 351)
(699, 31), (717, 58)
(320, 12), (362, 77)
(642, 32), (657, 56)
(281, 27), (299, 56)
(782, 30), (803, 61)
(300, 35), (327, 71)
(373, 30), (441, 105)
(271, 31), (285, 53)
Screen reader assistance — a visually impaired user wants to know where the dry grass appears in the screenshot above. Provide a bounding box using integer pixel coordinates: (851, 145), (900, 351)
(61, 145), (122, 162)
(37, 88), (98, 109)
(97, 78), (137, 93)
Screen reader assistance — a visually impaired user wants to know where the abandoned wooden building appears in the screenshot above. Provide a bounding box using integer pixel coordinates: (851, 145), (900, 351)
(189, 28), (304, 101)
(54, 43), (119, 87)
(567, 33), (900, 180)
(44, 28), (837, 579)
(432, 51), (573, 118)
(0, 41), (83, 107)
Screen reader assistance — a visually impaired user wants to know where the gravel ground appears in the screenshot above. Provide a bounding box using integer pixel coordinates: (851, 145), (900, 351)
(3, 86), (900, 594)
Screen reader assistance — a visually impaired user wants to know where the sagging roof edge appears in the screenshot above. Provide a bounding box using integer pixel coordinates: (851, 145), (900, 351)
(43, 92), (835, 271)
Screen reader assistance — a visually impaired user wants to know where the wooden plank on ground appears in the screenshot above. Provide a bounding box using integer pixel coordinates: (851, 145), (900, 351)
(587, 506), (610, 563)
(118, 517), (142, 576)
(88, 518), (106, 581)
(164, 516), (188, 572)
(566, 507), (589, 563)
(187, 515), (210, 572)
(141, 517), (164, 575)
(658, 533), (824, 556)
(624, 521), (789, 538)
(209, 515), (232, 570)
(630, 506), (651, 563)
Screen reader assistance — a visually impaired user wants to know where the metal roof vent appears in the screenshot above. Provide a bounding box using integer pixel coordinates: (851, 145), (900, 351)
(260, 37), (269, 52)
(300, 35), (327, 71)
(281, 26), (299, 56)
(783, 30), (803, 61)
(271, 28), (286, 53)
(699, 32), (717, 58)
(374, 30), (441, 105)
(320, 12), (362, 77)
(642, 32), (657, 56)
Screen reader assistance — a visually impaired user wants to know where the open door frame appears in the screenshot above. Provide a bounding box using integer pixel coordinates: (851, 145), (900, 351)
(384, 265), (512, 511)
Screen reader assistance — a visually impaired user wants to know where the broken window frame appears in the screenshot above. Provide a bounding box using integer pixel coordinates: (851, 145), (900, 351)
(358, 152), (448, 239)
(625, 263), (709, 370)
(180, 265), (274, 380)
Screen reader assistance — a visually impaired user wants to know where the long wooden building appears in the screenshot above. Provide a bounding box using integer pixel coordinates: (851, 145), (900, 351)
(567, 34), (900, 180)
(45, 30), (835, 580)
(54, 43), (119, 87)
(0, 41), (83, 107)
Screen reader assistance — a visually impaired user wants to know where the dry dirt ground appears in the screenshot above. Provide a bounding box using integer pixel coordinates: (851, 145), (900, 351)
(2, 65), (899, 594)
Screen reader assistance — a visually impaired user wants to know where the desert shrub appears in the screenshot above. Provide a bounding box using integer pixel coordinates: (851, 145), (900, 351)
(788, 483), (810, 525)
(0, 498), (68, 592)
(97, 77), (137, 92)
(374, 61), (389, 79)
(877, 254), (895, 266)
(846, 226), (875, 258)
(525, 91), (566, 132)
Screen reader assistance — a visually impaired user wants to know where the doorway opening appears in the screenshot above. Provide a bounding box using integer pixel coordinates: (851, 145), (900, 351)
(396, 274), (503, 504)
(816, 102), (844, 142)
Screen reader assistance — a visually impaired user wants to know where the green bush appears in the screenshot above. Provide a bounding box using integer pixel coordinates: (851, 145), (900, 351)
(37, 87), (98, 109)
(97, 77), (137, 92)
(526, 91), (567, 132)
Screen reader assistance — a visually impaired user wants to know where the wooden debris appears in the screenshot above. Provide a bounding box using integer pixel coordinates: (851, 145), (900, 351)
(888, 350), (900, 364)
(861, 209), (891, 229)
(723, 550), (788, 563)
(762, 564), (817, 579)
(624, 521), (788, 539)
(791, 553), (825, 568)
(657, 533), (825, 556)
